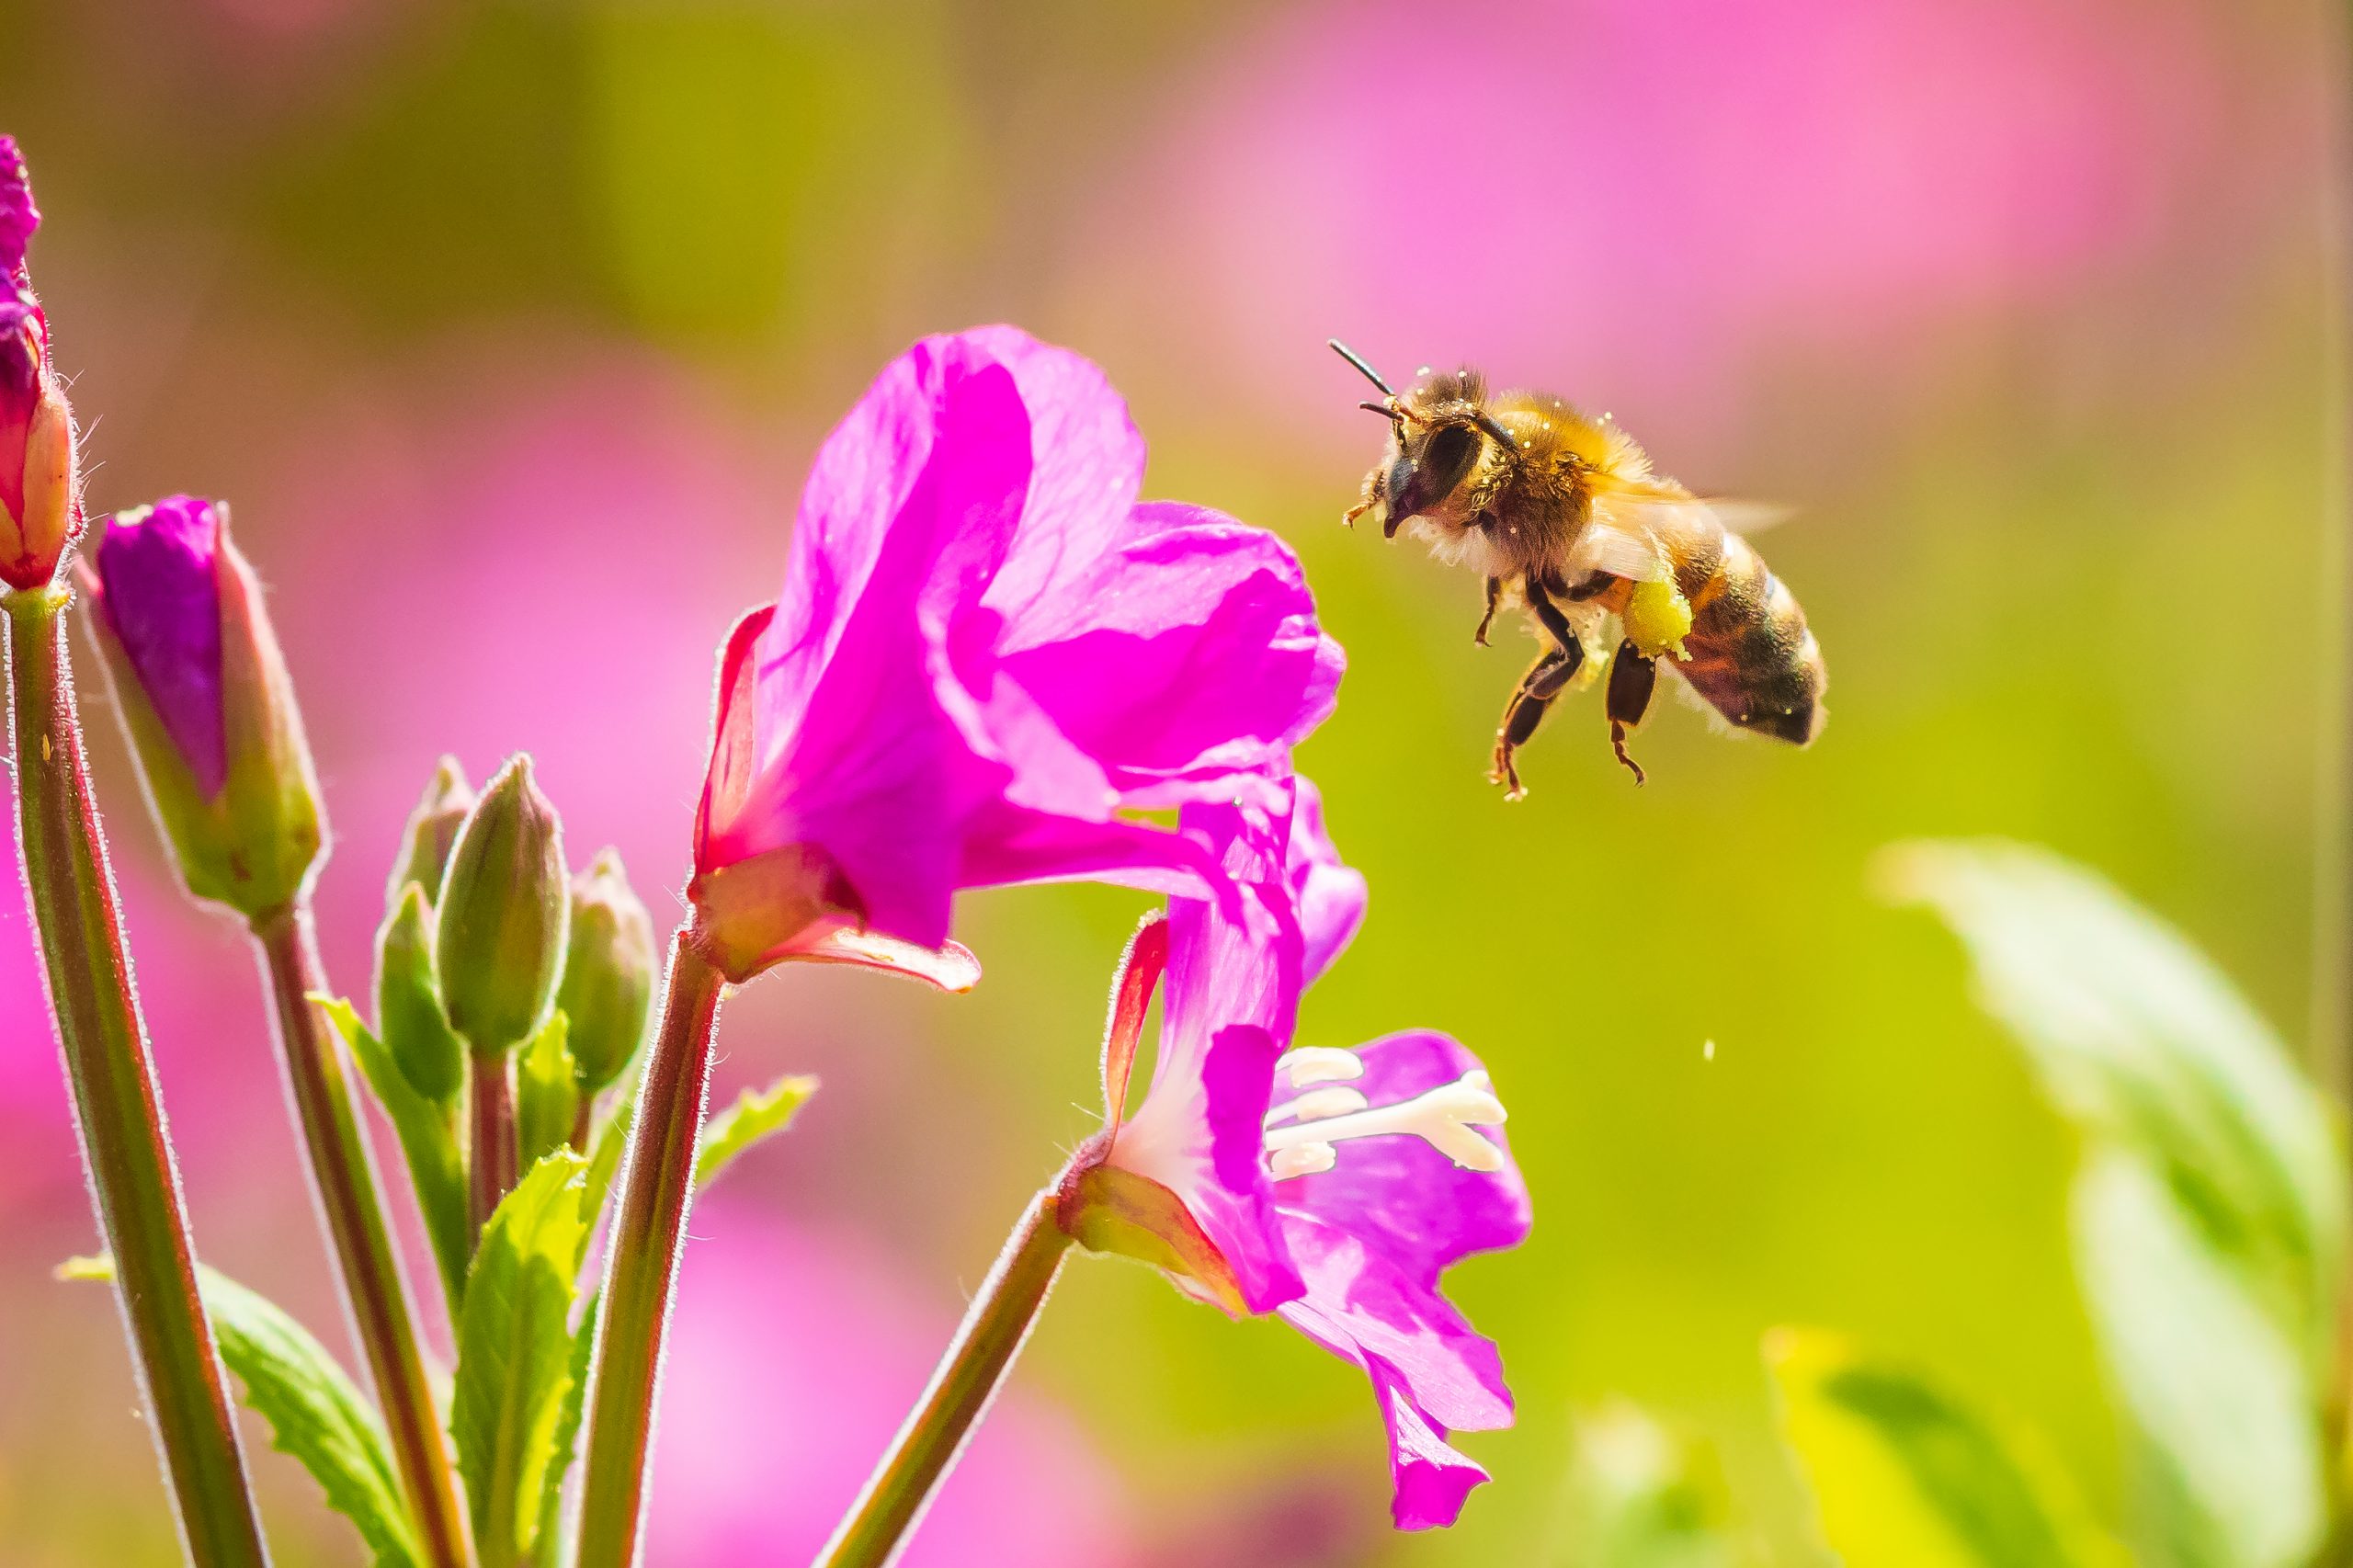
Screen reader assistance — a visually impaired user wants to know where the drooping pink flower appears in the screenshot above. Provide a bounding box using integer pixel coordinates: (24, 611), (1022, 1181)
(1067, 781), (1529, 1529)
(691, 326), (1344, 983)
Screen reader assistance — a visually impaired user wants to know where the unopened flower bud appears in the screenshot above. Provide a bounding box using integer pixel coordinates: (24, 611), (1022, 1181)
(375, 881), (464, 1103)
(0, 138), (80, 594)
(86, 497), (324, 919)
(435, 755), (568, 1056)
(557, 848), (657, 1096)
(387, 756), (476, 912)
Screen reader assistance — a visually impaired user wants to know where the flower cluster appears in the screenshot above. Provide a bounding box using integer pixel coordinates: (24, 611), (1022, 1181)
(21, 275), (1530, 1562)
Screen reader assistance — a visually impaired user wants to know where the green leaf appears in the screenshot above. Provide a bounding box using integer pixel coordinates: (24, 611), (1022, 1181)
(1768, 1328), (2123, 1568)
(375, 882), (465, 1105)
(1883, 840), (2345, 1359)
(582, 1096), (633, 1235)
(517, 1010), (580, 1168)
(322, 994), (472, 1317)
(453, 1149), (590, 1568)
(61, 1255), (422, 1568)
(2073, 1152), (2324, 1568)
(529, 1292), (600, 1568)
(1560, 1401), (1737, 1568)
(695, 1073), (818, 1187)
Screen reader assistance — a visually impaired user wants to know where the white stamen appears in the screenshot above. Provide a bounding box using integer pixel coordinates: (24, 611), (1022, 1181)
(1271, 1143), (1338, 1179)
(1266, 1086), (1370, 1126)
(1275, 1047), (1365, 1086)
(1263, 1065), (1507, 1178)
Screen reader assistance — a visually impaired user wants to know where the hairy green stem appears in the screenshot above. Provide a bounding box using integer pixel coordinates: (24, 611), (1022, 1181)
(252, 904), (472, 1568)
(4, 585), (270, 1565)
(469, 1047), (517, 1242)
(817, 1186), (1074, 1568)
(574, 936), (725, 1568)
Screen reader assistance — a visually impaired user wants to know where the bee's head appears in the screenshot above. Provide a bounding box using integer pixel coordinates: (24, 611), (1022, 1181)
(1331, 342), (1516, 540)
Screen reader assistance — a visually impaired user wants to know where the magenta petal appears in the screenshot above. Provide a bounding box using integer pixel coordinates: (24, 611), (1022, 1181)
(963, 324), (1148, 619)
(1289, 778), (1367, 984)
(1274, 1031), (1529, 1286)
(1274, 1213), (1513, 1528)
(954, 797), (1222, 905)
(1377, 1379), (1492, 1531)
(1275, 1212), (1513, 1436)
(1108, 817), (1305, 1312)
(996, 503), (1342, 804)
(735, 341), (1032, 947)
(93, 498), (230, 796)
(1105, 1018), (1300, 1312)
(0, 137), (36, 290)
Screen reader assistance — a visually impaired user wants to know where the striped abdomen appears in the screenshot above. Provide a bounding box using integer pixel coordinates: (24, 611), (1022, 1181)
(1668, 528), (1825, 744)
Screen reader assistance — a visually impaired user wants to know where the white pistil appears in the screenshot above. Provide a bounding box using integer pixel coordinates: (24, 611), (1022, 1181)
(1263, 1058), (1508, 1180)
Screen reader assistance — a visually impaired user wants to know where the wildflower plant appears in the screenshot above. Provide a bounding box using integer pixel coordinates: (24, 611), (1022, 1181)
(1, 160), (1522, 1568)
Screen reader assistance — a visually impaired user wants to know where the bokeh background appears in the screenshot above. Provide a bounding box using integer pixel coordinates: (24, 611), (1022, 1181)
(0, 0), (2340, 1562)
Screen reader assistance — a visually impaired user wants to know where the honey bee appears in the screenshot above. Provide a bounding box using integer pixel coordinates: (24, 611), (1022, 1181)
(1332, 340), (1825, 795)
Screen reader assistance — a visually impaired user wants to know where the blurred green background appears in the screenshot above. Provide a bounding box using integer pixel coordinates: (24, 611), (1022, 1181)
(0, 0), (2339, 1562)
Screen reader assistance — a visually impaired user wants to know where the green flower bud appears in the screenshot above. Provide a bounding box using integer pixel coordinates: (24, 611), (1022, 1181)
(388, 756), (475, 912)
(434, 755), (568, 1057)
(84, 498), (324, 921)
(557, 847), (658, 1096)
(374, 881), (464, 1103)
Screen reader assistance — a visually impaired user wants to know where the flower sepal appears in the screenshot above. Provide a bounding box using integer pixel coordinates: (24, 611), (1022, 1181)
(688, 843), (981, 993)
(387, 756), (475, 912)
(85, 500), (323, 920)
(1054, 1153), (1251, 1316)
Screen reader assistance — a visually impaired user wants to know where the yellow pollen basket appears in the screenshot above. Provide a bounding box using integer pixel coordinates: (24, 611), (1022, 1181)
(1623, 577), (1693, 659)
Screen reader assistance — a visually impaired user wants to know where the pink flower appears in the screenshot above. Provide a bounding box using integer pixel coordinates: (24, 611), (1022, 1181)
(691, 326), (1343, 983)
(1067, 781), (1529, 1529)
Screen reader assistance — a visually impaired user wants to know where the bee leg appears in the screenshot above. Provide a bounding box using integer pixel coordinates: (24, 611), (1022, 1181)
(1490, 640), (1584, 800)
(1342, 498), (1374, 528)
(1522, 574), (1579, 646)
(1606, 639), (1657, 786)
(1473, 575), (1503, 646)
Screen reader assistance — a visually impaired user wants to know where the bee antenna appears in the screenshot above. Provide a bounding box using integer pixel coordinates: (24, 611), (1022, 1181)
(1472, 409), (1519, 451)
(1328, 338), (1398, 397)
(1357, 399), (1402, 420)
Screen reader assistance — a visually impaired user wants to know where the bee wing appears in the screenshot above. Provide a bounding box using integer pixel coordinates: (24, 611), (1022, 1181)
(1564, 514), (1674, 582)
(1700, 498), (1797, 536)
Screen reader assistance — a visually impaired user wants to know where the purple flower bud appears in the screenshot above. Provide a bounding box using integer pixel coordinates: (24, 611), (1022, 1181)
(0, 136), (77, 593)
(93, 497), (228, 793)
(86, 496), (324, 917)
